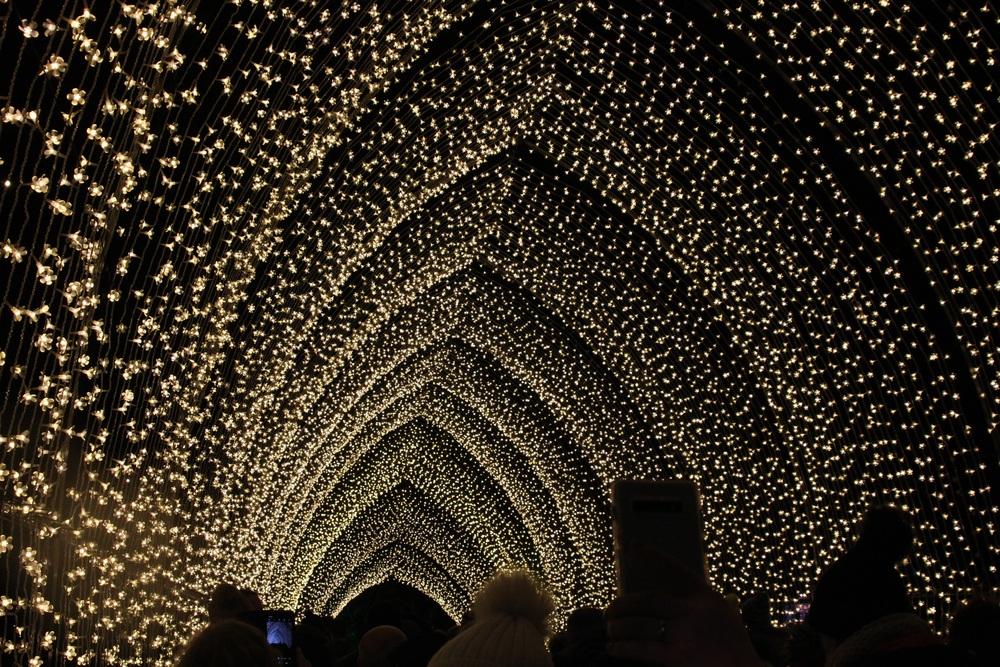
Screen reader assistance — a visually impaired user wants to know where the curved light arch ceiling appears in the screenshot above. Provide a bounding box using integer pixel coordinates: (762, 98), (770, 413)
(2, 1), (1000, 664)
(276, 368), (604, 610)
(227, 272), (635, 609)
(285, 415), (543, 597)
(328, 539), (473, 622)
(302, 481), (491, 617)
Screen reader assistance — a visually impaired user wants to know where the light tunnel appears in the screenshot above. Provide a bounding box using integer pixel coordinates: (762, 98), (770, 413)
(1, 1), (1000, 665)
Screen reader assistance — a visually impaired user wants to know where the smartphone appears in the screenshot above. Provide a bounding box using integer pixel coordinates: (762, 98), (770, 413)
(611, 479), (707, 593)
(265, 610), (295, 666)
(238, 609), (296, 665)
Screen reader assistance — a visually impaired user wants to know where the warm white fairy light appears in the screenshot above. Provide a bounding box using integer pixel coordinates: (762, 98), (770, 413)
(1, 1), (999, 665)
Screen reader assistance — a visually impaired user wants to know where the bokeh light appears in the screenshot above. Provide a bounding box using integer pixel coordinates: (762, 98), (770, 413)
(1, 1), (999, 665)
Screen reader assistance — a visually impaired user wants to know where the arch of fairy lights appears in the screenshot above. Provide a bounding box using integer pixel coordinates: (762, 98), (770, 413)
(2, 0), (1000, 664)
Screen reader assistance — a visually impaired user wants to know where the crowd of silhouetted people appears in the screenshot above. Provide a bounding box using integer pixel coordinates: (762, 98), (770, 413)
(174, 505), (1000, 667)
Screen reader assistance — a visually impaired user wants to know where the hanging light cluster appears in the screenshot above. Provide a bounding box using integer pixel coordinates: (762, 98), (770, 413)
(0, 1), (998, 665)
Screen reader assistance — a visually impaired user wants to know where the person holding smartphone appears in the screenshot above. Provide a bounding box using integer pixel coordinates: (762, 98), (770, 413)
(607, 481), (764, 667)
(604, 541), (765, 667)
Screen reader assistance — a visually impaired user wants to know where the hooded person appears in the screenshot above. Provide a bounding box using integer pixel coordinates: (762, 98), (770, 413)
(428, 570), (555, 667)
(807, 505), (973, 667)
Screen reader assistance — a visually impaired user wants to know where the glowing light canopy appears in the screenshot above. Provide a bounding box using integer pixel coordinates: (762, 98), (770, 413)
(1, 1), (999, 665)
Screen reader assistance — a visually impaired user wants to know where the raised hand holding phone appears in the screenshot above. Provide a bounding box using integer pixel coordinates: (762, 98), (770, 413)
(607, 481), (764, 667)
(611, 480), (708, 593)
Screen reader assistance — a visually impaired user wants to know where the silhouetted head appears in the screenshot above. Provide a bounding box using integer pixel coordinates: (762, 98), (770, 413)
(208, 584), (253, 624)
(807, 505), (915, 642)
(239, 588), (265, 611)
(176, 619), (276, 667)
(949, 596), (1000, 662)
(565, 607), (607, 645)
(358, 625), (408, 667)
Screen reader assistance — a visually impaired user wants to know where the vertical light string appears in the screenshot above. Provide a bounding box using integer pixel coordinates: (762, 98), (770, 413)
(0, 2), (998, 665)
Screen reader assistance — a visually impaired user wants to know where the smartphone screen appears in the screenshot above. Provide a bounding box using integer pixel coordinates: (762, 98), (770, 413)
(611, 479), (707, 593)
(265, 611), (295, 665)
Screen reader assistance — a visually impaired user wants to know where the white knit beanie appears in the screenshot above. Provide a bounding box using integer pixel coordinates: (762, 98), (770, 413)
(428, 570), (554, 667)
